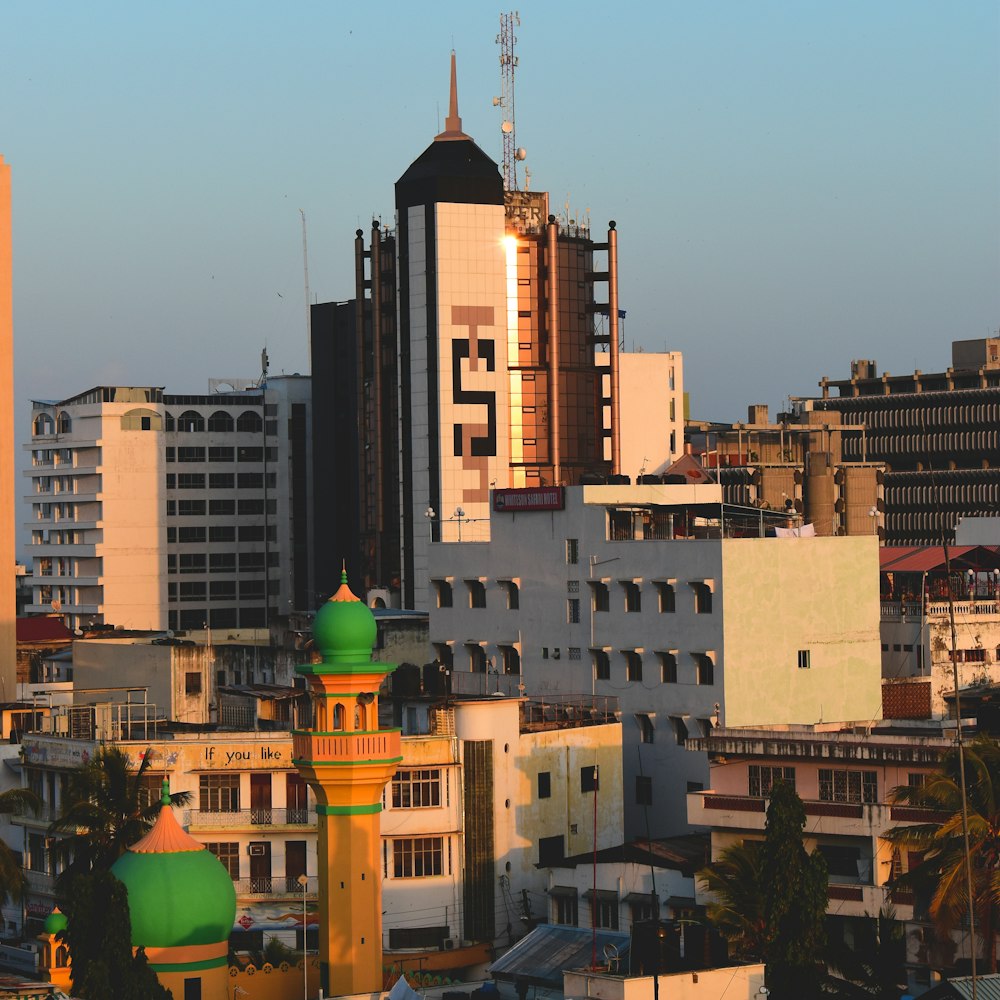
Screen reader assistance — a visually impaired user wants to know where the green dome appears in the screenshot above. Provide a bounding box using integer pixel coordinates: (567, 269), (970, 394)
(43, 908), (67, 936)
(313, 569), (376, 662)
(111, 847), (236, 950)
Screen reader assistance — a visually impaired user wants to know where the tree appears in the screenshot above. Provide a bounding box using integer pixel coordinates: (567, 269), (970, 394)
(0, 787), (40, 905)
(759, 780), (829, 999)
(49, 745), (190, 878)
(58, 870), (171, 1000)
(885, 734), (1000, 973)
(697, 841), (767, 961)
(825, 906), (907, 999)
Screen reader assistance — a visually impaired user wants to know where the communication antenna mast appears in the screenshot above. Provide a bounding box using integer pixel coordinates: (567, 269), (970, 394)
(494, 11), (526, 190)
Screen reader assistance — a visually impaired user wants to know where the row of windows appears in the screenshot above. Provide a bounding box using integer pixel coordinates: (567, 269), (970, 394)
(169, 580), (279, 601)
(167, 525), (277, 544)
(432, 577), (713, 614)
(167, 472), (279, 491)
(167, 500), (278, 520)
(168, 552), (279, 573)
(744, 765), (879, 803)
(167, 447), (277, 474)
(167, 410), (264, 434)
(591, 649), (716, 686)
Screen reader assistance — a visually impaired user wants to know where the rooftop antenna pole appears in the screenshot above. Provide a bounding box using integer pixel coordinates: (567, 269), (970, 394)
(300, 209), (311, 371)
(494, 11), (524, 191)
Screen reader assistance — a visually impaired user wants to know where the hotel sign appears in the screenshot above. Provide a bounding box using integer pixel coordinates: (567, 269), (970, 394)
(493, 487), (565, 512)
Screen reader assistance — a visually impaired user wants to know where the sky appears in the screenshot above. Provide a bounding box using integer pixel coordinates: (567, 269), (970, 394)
(1, 1), (998, 436)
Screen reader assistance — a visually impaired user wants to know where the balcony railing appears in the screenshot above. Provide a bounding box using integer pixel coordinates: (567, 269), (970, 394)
(231, 875), (318, 899)
(185, 807), (313, 829)
(292, 730), (401, 764)
(882, 600), (1000, 619)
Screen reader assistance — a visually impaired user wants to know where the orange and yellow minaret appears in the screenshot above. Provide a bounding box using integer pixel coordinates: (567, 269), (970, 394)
(293, 571), (401, 995)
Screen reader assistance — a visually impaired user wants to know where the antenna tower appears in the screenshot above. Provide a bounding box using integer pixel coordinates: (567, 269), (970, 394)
(495, 11), (521, 191)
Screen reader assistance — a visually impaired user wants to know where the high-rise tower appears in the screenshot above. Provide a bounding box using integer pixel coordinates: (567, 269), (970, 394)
(0, 156), (15, 695)
(292, 571), (401, 995)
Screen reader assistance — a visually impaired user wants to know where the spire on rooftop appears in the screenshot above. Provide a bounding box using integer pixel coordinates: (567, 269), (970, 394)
(435, 50), (470, 142)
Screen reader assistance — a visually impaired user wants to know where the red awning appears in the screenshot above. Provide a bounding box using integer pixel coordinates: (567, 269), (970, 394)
(880, 545), (1000, 574)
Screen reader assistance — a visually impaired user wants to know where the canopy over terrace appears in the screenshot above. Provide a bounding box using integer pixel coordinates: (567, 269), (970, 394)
(880, 545), (1000, 603)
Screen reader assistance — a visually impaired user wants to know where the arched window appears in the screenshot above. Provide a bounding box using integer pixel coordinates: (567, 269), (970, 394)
(236, 410), (263, 433)
(177, 410), (204, 432)
(120, 408), (162, 431)
(208, 410), (234, 432)
(57, 411), (72, 434)
(33, 413), (54, 436)
(55, 946), (68, 966)
(333, 704), (345, 730)
(164, 411), (175, 431)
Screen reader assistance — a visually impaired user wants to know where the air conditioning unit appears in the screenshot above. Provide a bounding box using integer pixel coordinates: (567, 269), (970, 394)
(247, 844), (267, 857)
(442, 937), (458, 951)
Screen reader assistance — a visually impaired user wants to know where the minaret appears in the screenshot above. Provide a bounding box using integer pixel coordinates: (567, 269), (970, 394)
(293, 570), (401, 995)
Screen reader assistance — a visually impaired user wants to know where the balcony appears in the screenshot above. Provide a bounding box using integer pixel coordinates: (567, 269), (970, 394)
(882, 600), (1000, 620)
(292, 730), (401, 764)
(231, 875), (318, 899)
(185, 807), (312, 831)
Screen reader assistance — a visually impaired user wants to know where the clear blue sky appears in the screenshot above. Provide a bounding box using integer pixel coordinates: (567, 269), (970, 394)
(2, 1), (998, 432)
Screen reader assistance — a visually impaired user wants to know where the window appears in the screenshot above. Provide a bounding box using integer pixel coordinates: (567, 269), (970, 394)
(208, 447), (234, 463)
(622, 581), (641, 613)
(538, 772), (551, 799)
(206, 842), (239, 879)
(590, 580), (610, 612)
(392, 837), (443, 878)
(624, 650), (643, 682)
(209, 553), (236, 573)
(589, 891), (619, 930)
(630, 895), (657, 924)
(184, 672), (202, 695)
(567, 598), (581, 623)
(177, 410), (204, 432)
(467, 580), (486, 608)
(177, 473), (205, 489)
(468, 644), (486, 673)
(818, 768), (877, 804)
(209, 526), (235, 542)
(656, 581), (676, 613)
(433, 579), (453, 608)
(200, 773), (240, 812)
(669, 716), (689, 745)
(179, 582), (206, 601)
(209, 473), (234, 491)
(209, 499), (235, 516)
(636, 714), (654, 744)
(499, 579), (519, 609)
(636, 775), (653, 805)
(748, 765), (796, 797)
(210, 580), (236, 600)
(238, 446), (264, 463)
(166, 447), (175, 462)
(907, 773), (927, 788)
(177, 446), (206, 462)
(694, 653), (714, 685)
(179, 553), (206, 574)
(659, 651), (678, 683)
(499, 644), (520, 675)
(581, 766), (599, 793)
(566, 538), (579, 564)
(555, 893), (578, 926)
(592, 649), (610, 681)
(797, 649), (811, 669)
(392, 769), (441, 809)
(237, 472), (265, 489)
(538, 835), (565, 867)
(237, 410), (263, 433)
(207, 410), (234, 432)
(692, 582), (713, 614)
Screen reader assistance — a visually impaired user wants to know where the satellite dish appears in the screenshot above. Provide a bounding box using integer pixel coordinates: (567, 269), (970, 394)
(492, 96), (501, 107)
(501, 120), (513, 134)
(515, 147), (527, 160)
(166, 629), (175, 638)
(73, 628), (83, 637)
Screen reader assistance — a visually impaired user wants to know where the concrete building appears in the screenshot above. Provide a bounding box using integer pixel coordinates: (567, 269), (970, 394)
(427, 483), (884, 838)
(685, 722), (955, 993)
(0, 156), (15, 698)
(23, 375), (311, 632)
(619, 353), (684, 483)
(311, 55), (626, 608)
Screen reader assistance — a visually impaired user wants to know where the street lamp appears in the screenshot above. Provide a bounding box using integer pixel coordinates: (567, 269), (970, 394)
(424, 507), (436, 542)
(454, 507), (465, 542)
(297, 873), (309, 999)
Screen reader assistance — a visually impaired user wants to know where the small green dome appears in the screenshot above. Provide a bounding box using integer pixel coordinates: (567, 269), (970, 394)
(43, 908), (67, 936)
(112, 849), (236, 949)
(313, 569), (376, 661)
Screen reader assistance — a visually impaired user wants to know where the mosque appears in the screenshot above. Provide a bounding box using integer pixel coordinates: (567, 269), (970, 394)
(44, 576), (397, 1000)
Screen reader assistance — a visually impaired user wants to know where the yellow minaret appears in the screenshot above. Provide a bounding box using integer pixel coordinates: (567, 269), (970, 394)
(293, 570), (401, 996)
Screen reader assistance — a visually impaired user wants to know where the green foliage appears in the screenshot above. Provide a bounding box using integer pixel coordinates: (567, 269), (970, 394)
(885, 734), (1000, 973)
(48, 746), (191, 878)
(0, 788), (40, 906)
(760, 780), (829, 999)
(697, 841), (766, 961)
(58, 870), (172, 1000)
(261, 936), (298, 966)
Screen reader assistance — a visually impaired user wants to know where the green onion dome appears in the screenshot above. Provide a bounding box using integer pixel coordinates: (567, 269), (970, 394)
(43, 907), (67, 936)
(313, 568), (376, 663)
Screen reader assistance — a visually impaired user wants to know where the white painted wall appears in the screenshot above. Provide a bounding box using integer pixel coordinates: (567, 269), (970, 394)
(619, 352), (684, 480)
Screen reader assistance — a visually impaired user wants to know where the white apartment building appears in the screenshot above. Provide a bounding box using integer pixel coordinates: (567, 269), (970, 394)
(11, 693), (622, 960)
(427, 484), (884, 838)
(24, 378), (312, 633)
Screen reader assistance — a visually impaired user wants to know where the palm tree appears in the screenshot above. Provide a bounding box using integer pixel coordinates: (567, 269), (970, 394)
(885, 734), (1000, 972)
(0, 787), (40, 905)
(697, 841), (767, 961)
(48, 746), (191, 878)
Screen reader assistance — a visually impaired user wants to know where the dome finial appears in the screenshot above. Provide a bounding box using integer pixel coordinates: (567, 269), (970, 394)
(161, 778), (171, 807)
(435, 49), (470, 142)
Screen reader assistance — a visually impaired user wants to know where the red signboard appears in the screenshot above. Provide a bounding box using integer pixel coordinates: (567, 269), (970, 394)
(493, 487), (565, 512)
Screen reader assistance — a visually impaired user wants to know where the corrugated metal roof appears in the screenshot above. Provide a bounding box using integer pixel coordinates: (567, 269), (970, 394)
(922, 974), (1000, 999)
(488, 925), (630, 987)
